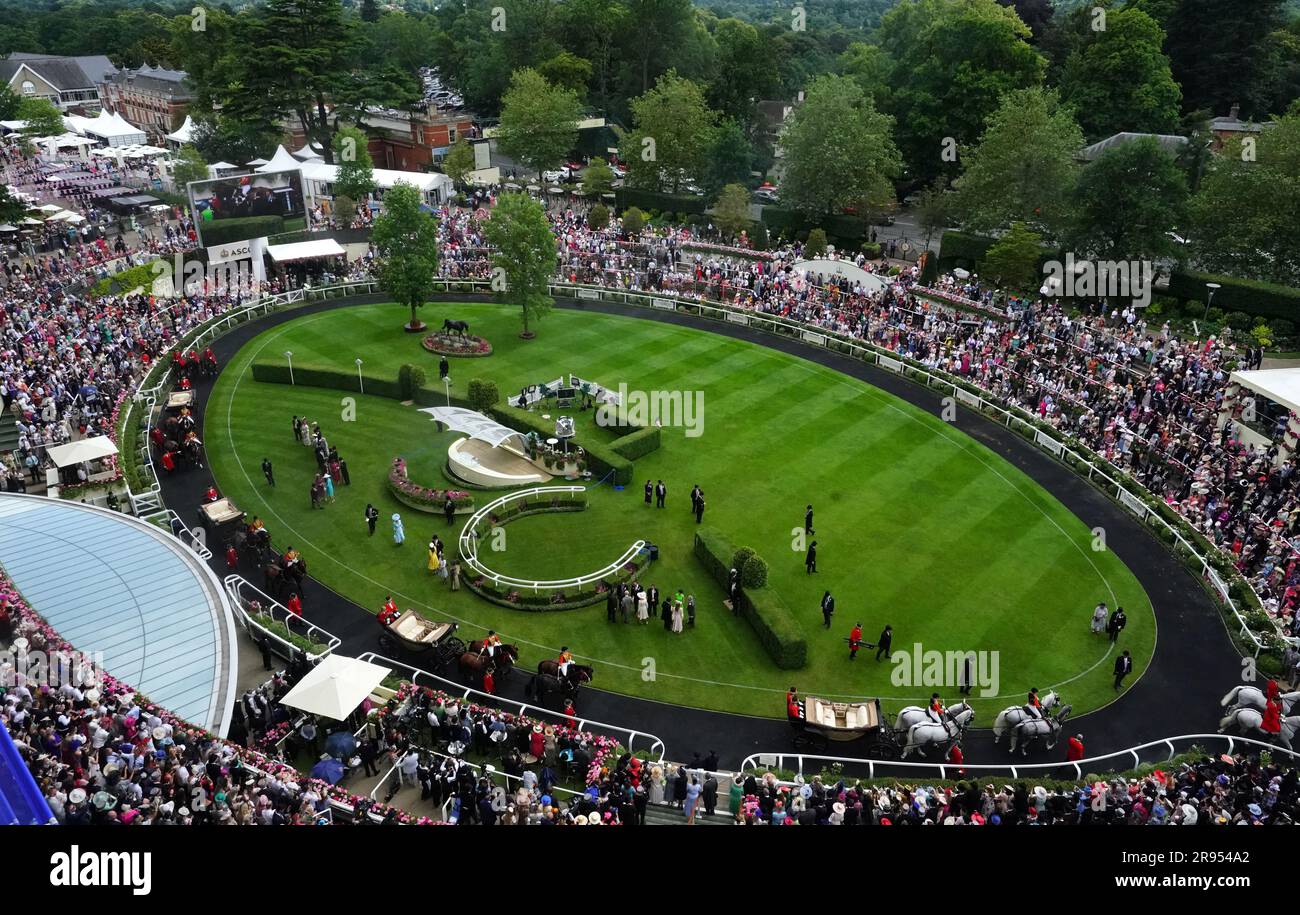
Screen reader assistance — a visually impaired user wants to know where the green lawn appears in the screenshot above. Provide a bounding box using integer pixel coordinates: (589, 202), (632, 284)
(206, 300), (1156, 721)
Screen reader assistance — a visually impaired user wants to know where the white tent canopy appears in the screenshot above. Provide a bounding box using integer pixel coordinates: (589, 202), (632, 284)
(46, 436), (118, 468)
(1230, 369), (1300, 416)
(165, 114), (194, 145)
(266, 238), (346, 263)
(298, 160), (451, 201)
(292, 142), (324, 161)
(419, 406), (528, 450)
(278, 654), (392, 720)
(256, 145), (302, 174)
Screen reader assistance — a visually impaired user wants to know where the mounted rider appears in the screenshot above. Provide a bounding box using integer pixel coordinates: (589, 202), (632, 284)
(556, 646), (573, 677)
(928, 692), (946, 724)
(1024, 687), (1044, 720)
(379, 596), (399, 626)
(480, 630), (503, 659)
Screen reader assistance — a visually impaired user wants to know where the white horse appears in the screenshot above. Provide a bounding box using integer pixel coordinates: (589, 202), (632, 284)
(1221, 685), (1300, 717)
(900, 704), (976, 759)
(1219, 709), (1300, 750)
(992, 691), (1061, 743)
(1008, 704), (1073, 755)
(894, 700), (975, 734)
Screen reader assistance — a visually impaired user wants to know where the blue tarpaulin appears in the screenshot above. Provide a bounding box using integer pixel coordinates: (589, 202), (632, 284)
(0, 721), (53, 824)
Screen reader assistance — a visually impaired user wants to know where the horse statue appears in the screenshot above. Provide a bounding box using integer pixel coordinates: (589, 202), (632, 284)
(529, 661), (594, 702)
(442, 319), (470, 336)
(1008, 704), (1073, 755)
(460, 641), (519, 680)
(899, 702), (976, 759)
(1222, 685), (1300, 717)
(1219, 710), (1300, 750)
(992, 690), (1062, 743)
(894, 700), (976, 734)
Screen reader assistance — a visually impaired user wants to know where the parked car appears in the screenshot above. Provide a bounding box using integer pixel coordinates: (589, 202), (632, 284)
(754, 187), (780, 203)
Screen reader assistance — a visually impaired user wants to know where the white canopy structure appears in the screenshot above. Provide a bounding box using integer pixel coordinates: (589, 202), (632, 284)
(165, 114), (194, 147)
(298, 159), (451, 206)
(46, 436), (118, 468)
(419, 406), (528, 450)
(63, 110), (147, 147)
(256, 145), (302, 174)
(246, 157), (268, 167)
(278, 654), (392, 720)
(266, 238), (346, 263)
(1230, 369), (1300, 415)
(292, 142), (324, 161)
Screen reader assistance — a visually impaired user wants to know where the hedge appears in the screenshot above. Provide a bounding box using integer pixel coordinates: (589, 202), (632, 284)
(614, 188), (708, 216)
(251, 360), (404, 399)
(1168, 270), (1300, 322)
(693, 528), (806, 669)
(91, 260), (164, 297)
(760, 207), (869, 244)
(610, 425), (661, 461)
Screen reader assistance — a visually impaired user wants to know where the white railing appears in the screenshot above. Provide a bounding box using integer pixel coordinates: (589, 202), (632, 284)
(356, 650), (666, 761)
(741, 734), (1300, 782)
(139, 507), (213, 560)
(457, 485), (648, 593)
(223, 574), (341, 661)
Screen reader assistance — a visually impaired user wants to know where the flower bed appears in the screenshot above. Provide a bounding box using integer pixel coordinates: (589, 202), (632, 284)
(422, 332), (493, 357)
(388, 457), (475, 513)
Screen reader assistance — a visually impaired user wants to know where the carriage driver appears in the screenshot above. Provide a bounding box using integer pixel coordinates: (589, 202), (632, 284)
(480, 630), (502, 659)
(928, 693), (946, 724)
(556, 646), (574, 677)
(1024, 687), (1044, 720)
(379, 596), (399, 626)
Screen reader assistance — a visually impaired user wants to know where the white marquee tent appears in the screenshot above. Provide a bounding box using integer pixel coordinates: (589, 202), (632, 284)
(419, 406), (528, 450)
(256, 145), (302, 174)
(46, 436), (118, 469)
(279, 654), (392, 720)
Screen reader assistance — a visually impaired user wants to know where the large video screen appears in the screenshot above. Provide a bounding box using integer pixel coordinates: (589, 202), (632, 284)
(188, 169), (308, 247)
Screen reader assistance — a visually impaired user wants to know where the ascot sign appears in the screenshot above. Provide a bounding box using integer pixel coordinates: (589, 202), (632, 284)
(50, 846), (152, 896)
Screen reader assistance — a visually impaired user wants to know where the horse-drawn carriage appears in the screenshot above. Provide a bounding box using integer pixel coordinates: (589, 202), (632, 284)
(378, 609), (465, 667)
(789, 696), (901, 758)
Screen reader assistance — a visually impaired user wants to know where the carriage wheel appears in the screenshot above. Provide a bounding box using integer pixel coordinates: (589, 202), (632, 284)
(871, 733), (902, 761)
(445, 637), (466, 655)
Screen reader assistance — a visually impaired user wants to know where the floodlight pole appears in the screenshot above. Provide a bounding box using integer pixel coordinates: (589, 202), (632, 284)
(1203, 282), (1221, 321)
(355, 358), (364, 394)
(444, 376), (451, 407)
(284, 351), (294, 385)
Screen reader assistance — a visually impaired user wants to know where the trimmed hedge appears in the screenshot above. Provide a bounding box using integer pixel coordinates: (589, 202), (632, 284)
(694, 528), (806, 669)
(1168, 270), (1300, 322)
(614, 188), (708, 216)
(199, 215), (288, 247)
(251, 360), (404, 399)
(92, 260), (164, 297)
(398, 363), (427, 399)
(610, 425), (661, 461)
(760, 207), (869, 244)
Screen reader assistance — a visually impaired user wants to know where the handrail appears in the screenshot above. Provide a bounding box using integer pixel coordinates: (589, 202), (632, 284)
(739, 733), (1300, 782)
(457, 485), (647, 592)
(223, 574), (341, 661)
(355, 650), (665, 761)
(143, 507), (214, 560)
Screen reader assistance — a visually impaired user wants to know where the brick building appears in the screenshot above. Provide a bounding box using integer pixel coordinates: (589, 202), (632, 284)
(98, 65), (194, 144)
(0, 53), (116, 113)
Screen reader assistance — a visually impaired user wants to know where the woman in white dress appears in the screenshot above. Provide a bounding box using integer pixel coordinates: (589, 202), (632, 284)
(636, 589), (649, 623)
(1090, 602), (1108, 634)
(671, 599), (684, 633)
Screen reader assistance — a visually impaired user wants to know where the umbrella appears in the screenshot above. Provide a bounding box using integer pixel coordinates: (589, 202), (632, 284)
(526, 184), (541, 192)
(504, 181), (520, 190)
(547, 186), (564, 194)
(324, 731), (356, 759)
(310, 757), (345, 784)
(278, 654), (392, 720)
(0, 224), (16, 232)
(19, 217), (41, 225)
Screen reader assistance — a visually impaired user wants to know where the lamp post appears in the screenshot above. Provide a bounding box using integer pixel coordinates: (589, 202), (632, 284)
(355, 358), (364, 394)
(443, 375), (451, 407)
(1203, 282), (1222, 321)
(284, 351), (294, 385)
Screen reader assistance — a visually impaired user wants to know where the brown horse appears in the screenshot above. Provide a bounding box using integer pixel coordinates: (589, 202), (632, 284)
(458, 651), (495, 683)
(467, 640), (519, 671)
(530, 661), (594, 702)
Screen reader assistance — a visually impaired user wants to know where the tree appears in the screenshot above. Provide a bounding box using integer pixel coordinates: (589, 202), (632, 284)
(361, 0), (381, 22)
(0, 84), (20, 122)
(876, 0), (1045, 183)
(442, 139), (476, 187)
(1059, 7), (1181, 140)
(953, 86), (1083, 238)
(17, 97), (64, 147)
(915, 179), (954, 250)
(190, 115), (278, 169)
(559, 0), (627, 111)
(580, 157), (615, 198)
(171, 145), (209, 189)
(700, 119), (752, 200)
(1164, 0), (1288, 119)
(712, 184), (752, 239)
(1188, 112), (1300, 286)
(706, 18), (777, 124)
(623, 71), (716, 194)
(805, 228), (828, 259)
(997, 0), (1053, 40)
(622, 206), (646, 234)
(483, 193), (557, 338)
(1067, 138), (1188, 263)
(371, 183), (441, 331)
(467, 379), (501, 413)
(620, 0), (695, 95)
(588, 203), (610, 230)
(779, 75), (901, 220)
(981, 222), (1044, 293)
(497, 69), (582, 180)
(333, 126), (376, 202)
(537, 51), (593, 99)
(0, 185), (24, 225)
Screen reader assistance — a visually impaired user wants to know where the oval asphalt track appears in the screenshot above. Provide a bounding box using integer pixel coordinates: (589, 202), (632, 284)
(159, 293), (1244, 773)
